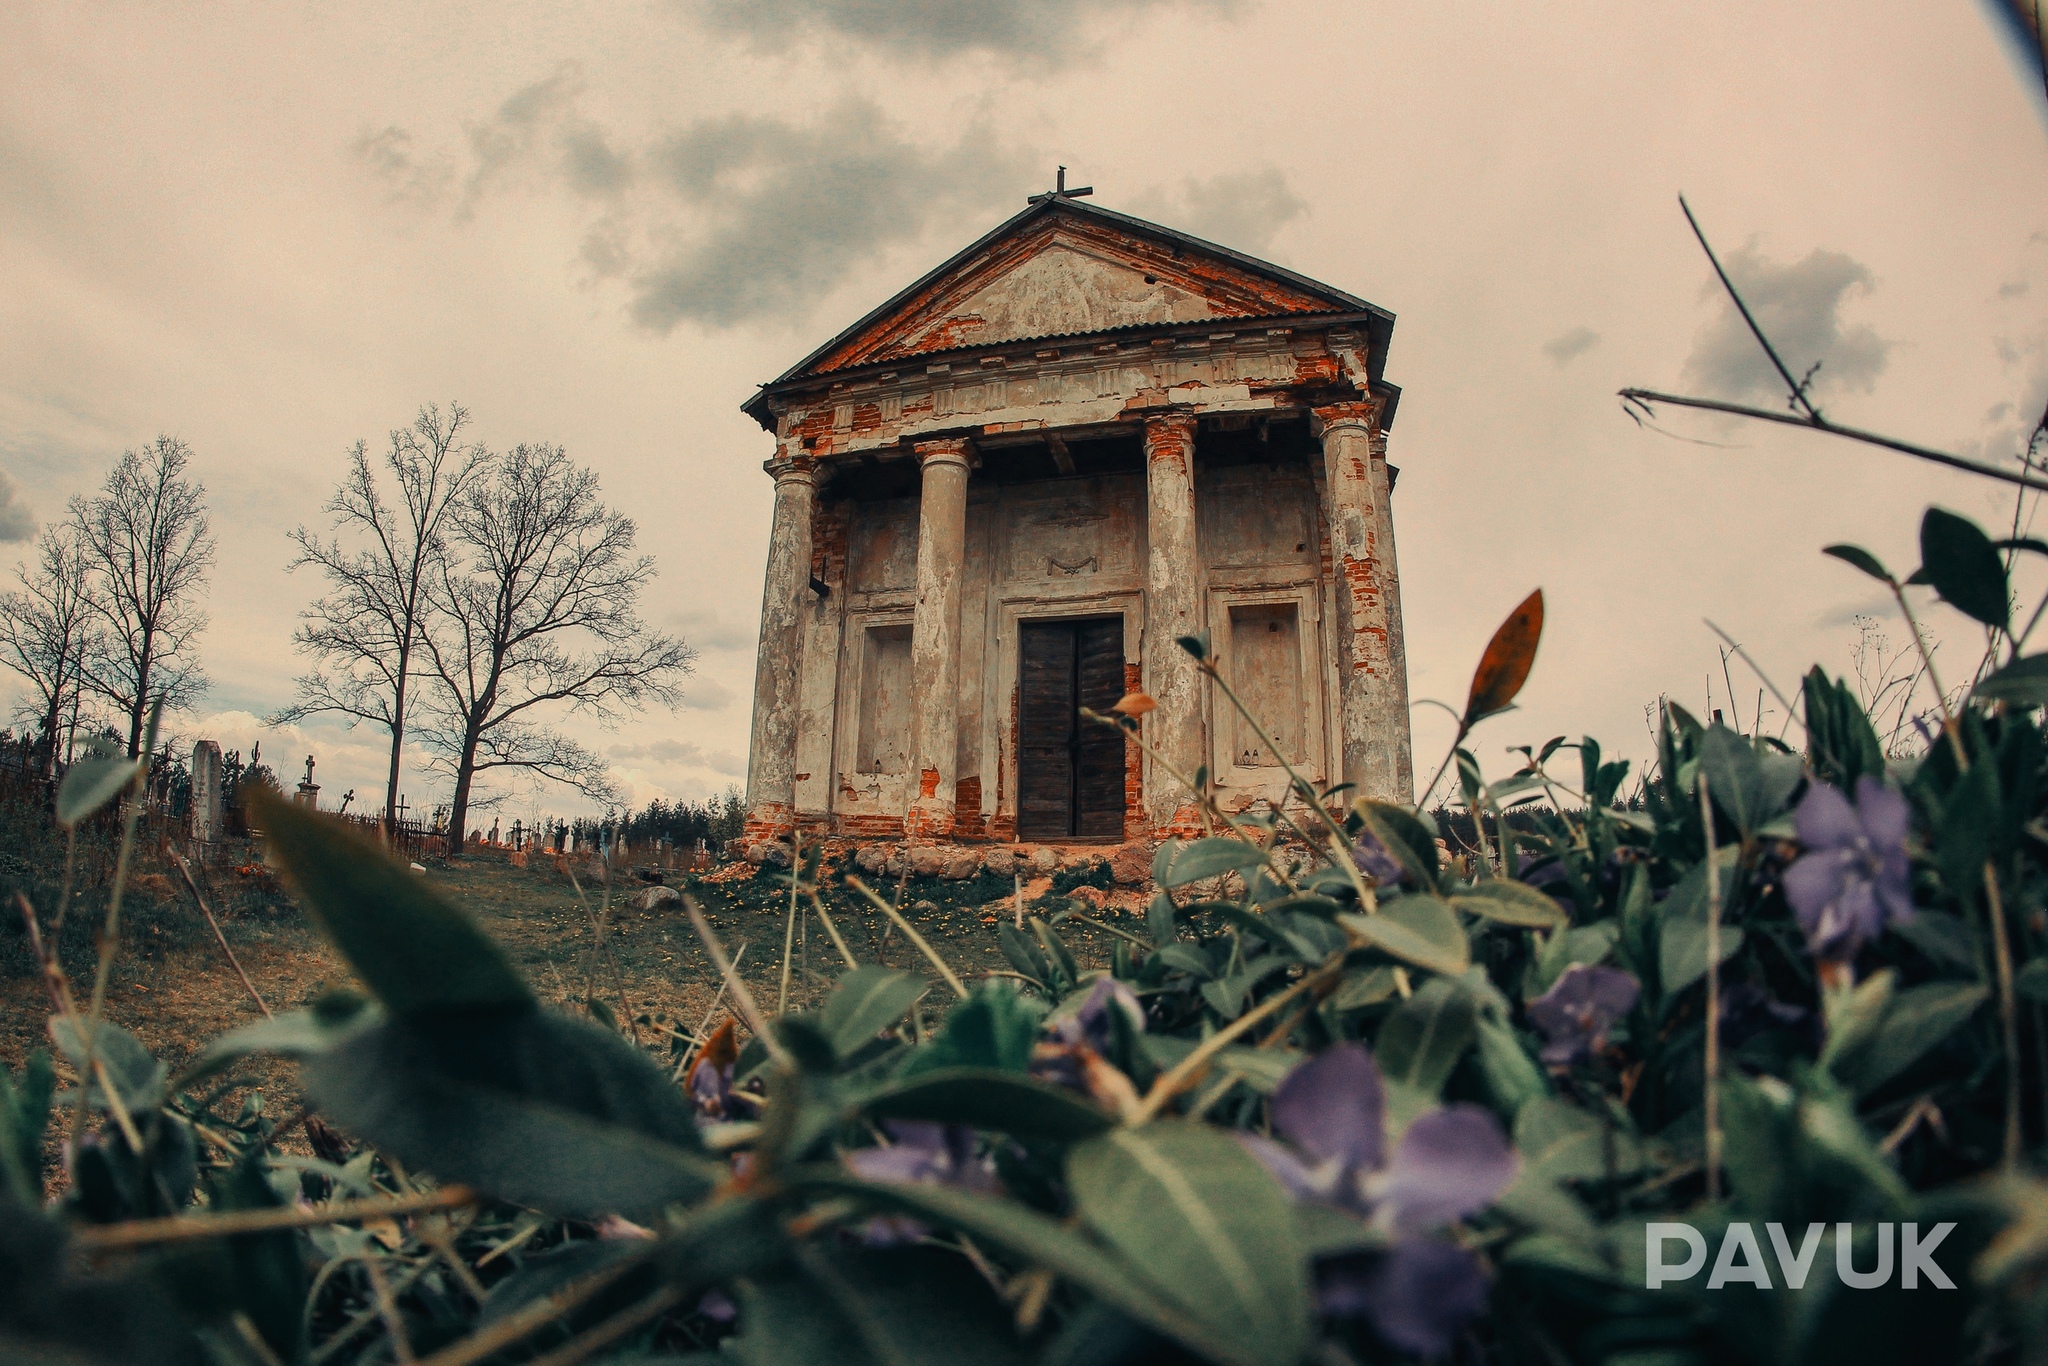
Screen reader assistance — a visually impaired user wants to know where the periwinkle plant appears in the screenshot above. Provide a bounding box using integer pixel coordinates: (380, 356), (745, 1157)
(12, 494), (2048, 1366)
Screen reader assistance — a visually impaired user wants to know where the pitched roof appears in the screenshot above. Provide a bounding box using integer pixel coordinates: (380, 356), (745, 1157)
(742, 195), (1394, 428)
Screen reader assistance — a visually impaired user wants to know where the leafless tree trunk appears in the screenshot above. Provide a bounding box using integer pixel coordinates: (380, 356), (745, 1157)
(0, 524), (101, 776)
(272, 404), (493, 838)
(418, 442), (693, 853)
(69, 436), (213, 758)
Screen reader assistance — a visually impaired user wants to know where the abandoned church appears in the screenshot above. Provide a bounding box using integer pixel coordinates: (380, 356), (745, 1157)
(739, 185), (1412, 861)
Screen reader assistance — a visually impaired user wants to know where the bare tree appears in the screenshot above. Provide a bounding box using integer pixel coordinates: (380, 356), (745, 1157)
(69, 437), (213, 758)
(272, 404), (493, 837)
(0, 524), (101, 776)
(418, 442), (693, 850)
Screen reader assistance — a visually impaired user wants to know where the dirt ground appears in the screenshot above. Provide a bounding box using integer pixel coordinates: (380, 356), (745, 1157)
(0, 842), (1135, 1129)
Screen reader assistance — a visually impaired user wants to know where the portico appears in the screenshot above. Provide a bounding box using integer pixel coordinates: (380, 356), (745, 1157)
(739, 191), (1411, 848)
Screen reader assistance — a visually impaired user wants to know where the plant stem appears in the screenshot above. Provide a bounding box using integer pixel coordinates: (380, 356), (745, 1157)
(1986, 862), (2023, 1168)
(1697, 768), (1722, 1202)
(1131, 959), (1342, 1124)
(72, 1185), (477, 1251)
(684, 895), (786, 1065)
(70, 708), (157, 1146)
(846, 876), (968, 999)
(806, 888), (859, 970)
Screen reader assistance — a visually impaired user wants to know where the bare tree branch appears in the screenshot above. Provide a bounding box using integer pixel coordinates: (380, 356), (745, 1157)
(68, 437), (213, 757)
(0, 524), (103, 776)
(415, 442), (693, 849)
(273, 403), (492, 836)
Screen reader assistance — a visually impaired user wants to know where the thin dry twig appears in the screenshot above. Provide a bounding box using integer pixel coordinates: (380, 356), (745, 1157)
(171, 850), (273, 1020)
(71, 1186), (476, 1251)
(845, 876), (968, 999)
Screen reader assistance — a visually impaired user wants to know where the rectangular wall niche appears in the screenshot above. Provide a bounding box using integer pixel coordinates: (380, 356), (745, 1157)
(1226, 603), (1304, 767)
(856, 624), (913, 774)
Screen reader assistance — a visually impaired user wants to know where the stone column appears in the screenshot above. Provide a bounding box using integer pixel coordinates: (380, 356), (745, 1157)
(1371, 448), (1415, 800)
(743, 451), (817, 841)
(905, 437), (973, 839)
(1314, 401), (1401, 800)
(1142, 411), (1204, 831)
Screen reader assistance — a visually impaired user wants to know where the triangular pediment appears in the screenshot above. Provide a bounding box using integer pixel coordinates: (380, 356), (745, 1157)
(777, 199), (1370, 383)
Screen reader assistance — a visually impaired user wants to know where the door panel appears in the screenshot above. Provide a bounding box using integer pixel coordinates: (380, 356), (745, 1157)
(1016, 618), (1127, 840)
(1017, 623), (1076, 840)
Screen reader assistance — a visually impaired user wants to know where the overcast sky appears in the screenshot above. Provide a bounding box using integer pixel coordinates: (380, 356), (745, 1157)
(2, 2), (2045, 823)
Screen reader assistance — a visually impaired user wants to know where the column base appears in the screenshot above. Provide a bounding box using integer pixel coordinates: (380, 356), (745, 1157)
(902, 797), (956, 840)
(742, 802), (796, 843)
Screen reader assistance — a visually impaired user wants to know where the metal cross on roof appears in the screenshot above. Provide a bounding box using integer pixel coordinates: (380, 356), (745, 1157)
(1027, 166), (1093, 205)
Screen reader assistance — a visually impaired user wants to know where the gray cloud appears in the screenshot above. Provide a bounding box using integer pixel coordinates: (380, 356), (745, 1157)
(1542, 326), (1601, 365)
(668, 607), (756, 651)
(623, 102), (1026, 329)
(0, 472), (34, 542)
(608, 737), (745, 774)
(1125, 169), (1306, 257)
(2000, 278), (2031, 299)
(691, 0), (1237, 61)
(360, 83), (1028, 329)
(678, 677), (736, 711)
(1680, 243), (1892, 403)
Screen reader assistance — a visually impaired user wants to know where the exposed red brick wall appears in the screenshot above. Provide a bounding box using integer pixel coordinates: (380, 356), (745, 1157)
(1123, 660), (1147, 841)
(837, 814), (907, 839)
(953, 776), (984, 838)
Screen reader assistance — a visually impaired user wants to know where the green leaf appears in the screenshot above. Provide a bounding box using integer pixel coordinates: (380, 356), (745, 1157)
(1198, 958), (1292, 1019)
(858, 1067), (1114, 1141)
(1067, 1120), (1311, 1366)
(1353, 800), (1438, 883)
(2018, 958), (2048, 1003)
(1338, 896), (1471, 977)
(1836, 981), (1989, 1096)
(998, 923), (1051, 984)
(0, 1049), (54, 1205)
(250, 788), (532, 1015)
(187, 999), (381, 1082)
(1160, 837), (1267, 889)
(1375, 977), (1477, 1098)
(55, 753), (140, 828)
(1920, 506), (2010, 628)
(733, 1246), (1030, 1366)
(802, 1175), (1268, 1366)
(1453, 879), (1567, 929)
(302, 1010), (717, 1220)
(1473, 1017), (1550, 1117)
(1514, 1096), (1645, 1184)
(1697, 724), (1765, 835)
(1976, 653), (2048, 707)
(1818, 969), (1896, 1076)
(1139, 1037), (1303, 1094)
(1657, 919), (1745, 1007)
(818, 966), (927, 1060)
(898, 985), (1043, 1079)
(1152, 942), (1219, 980)
(1822, 544), (1895, 585)
(1328, 966), (1400, 1012)
(49, 1016), (166, 1112)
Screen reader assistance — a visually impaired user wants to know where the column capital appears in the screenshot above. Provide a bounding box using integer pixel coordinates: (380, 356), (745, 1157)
(1139, 408), (1199, 438)
(1310, 400), (1382, 440)
(764, 451), (818, 485)
(913, 436), (975, 471)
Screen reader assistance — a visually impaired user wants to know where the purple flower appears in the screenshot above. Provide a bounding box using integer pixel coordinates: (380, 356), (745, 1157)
(1352, 831), (1407, 887)
(1526, 964), (1639, 1067)
(1782, 776), (1914, 962)
(1046, 976), (1146, 1054)
(844, 1120), (996, 1193)
(1244, 1043), (1516, 1356)
(844, 1120), (996, 1245)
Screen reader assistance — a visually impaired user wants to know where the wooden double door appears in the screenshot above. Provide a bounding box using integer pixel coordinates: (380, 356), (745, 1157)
(1017, 617), (1128, 840)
